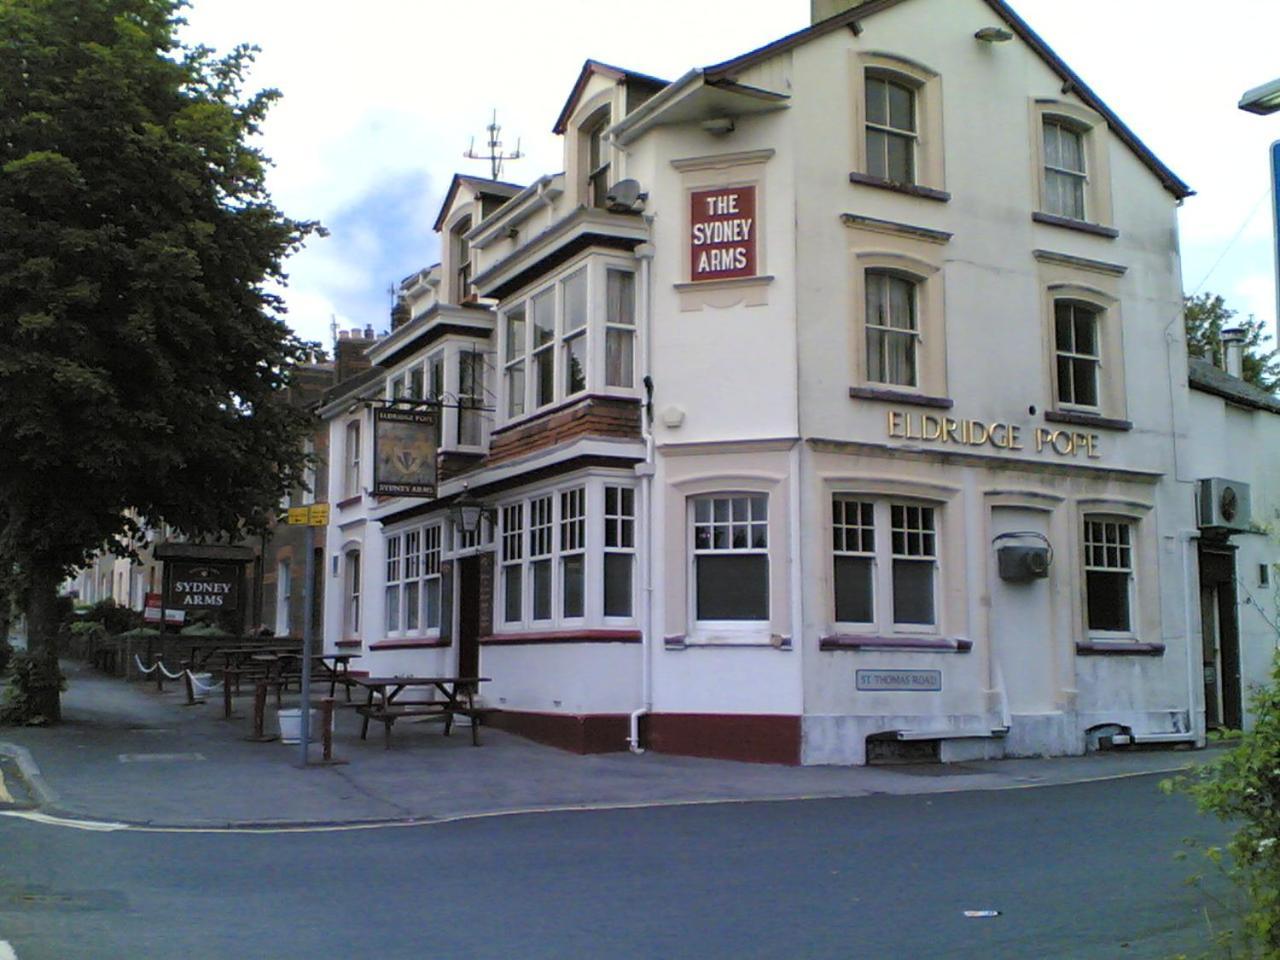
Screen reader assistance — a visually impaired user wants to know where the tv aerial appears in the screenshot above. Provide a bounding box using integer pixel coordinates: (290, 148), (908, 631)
(465, 109), (523, 181)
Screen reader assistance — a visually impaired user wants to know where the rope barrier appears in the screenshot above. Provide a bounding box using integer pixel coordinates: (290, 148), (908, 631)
(186, 670), (223, 695)
(157, 661), (185, 680)
(133, 654), (158, 675)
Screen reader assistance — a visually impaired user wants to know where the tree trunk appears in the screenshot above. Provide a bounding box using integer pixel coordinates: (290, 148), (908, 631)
(23, 563), (63, 723)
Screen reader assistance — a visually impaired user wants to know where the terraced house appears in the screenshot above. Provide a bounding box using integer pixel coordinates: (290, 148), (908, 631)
(319, 0), (1230, 765)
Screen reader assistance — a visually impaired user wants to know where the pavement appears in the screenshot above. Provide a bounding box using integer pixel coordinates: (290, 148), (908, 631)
(0, 659), (1224, 830)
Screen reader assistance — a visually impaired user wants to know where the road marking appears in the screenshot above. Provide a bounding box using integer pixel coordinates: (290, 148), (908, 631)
(117, 753), (205, 763)
(0, 768), (12, 804)
(0, 938), (18, 960)
(0, 765), (1197, 835)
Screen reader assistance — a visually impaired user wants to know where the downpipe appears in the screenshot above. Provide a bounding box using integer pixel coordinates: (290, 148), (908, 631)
(629, 232), (656, 754)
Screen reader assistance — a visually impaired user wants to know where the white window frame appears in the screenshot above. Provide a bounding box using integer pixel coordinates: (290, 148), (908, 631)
(603, 484), (636, 620)
(604, 269), (636, 389)
(383, 524), (444, 638)
(831, 497), (939, 634)
(1053, 299), (1102, 410)
(342, 420), (361, 500)
(497, 478), (638, 631)
(690, 493), (770, 634)
(344, 549), (361, 640)
(275, 559), (292, 637)
(1042, 118), (1087, 221)
(457, 347), (485, 448)
(864, 270), (920, 388)
(1083, 516), (1135, 638)
(497, 256), (640, 426)
(865, 72), (917, 185)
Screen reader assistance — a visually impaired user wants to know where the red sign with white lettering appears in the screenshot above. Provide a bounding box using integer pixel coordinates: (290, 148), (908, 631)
(689, 185), (756, 281)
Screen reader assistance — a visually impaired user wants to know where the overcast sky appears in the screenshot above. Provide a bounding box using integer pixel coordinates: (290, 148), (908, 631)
(181, 0), (1280, 349)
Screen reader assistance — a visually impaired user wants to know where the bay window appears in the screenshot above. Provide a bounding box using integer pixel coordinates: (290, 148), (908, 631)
(498, 480), (637, 630)
(499, 258), (639, 421)
(457, 349), (484, 446)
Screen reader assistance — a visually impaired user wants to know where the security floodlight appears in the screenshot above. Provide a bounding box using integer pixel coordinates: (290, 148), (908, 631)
(974, 26), (1013, 42)
(1239, 77), (1280, 115)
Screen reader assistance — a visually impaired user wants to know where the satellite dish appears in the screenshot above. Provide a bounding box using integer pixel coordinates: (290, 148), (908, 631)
(606, 179), (646, 213)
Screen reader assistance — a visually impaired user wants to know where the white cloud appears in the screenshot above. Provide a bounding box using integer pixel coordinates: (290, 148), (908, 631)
(180, 0), (1280, 344)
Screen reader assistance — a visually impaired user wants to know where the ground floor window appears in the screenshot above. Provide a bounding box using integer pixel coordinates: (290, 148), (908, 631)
(498, 478), (636, 630)
(692, 493), (769, 624)
(344, 550), (361, 639)
(383, 523), (443, 636)
(1083, 516), (1133, 634)
(832, 497), (937, 631)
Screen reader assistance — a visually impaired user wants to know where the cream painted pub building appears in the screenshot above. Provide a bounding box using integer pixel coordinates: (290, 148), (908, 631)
(320, 0), (1213, 764)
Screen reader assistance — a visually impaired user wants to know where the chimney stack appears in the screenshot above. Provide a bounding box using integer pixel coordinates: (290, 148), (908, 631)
(1221, 326), (1246, 379)
(334, 326), (376, 385)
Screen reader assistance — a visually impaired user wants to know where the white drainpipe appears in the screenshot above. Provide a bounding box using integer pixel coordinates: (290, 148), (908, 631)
(629, 230), (656, 753)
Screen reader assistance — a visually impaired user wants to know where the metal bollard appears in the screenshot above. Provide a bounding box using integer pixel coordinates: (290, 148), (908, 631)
(154, 655), (164, 693)
(252, 681), (267, 739)
(183, 669), (199, 706)
(321, 697), (335, 761)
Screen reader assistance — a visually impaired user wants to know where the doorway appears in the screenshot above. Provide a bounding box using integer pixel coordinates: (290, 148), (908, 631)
(457, 555), (482, 682)
(1199, 544), (1242, 730)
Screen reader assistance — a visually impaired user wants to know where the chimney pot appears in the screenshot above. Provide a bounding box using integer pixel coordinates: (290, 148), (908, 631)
(1221, 326), (1246, 379)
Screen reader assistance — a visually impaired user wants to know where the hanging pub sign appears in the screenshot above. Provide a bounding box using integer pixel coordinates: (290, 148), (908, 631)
(373, 405), (439, 498)
(165, 562), (240, 612)
(689, 184), (757, 281)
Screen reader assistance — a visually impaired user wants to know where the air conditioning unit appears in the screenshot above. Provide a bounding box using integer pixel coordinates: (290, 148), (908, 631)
(605, 179), (647, 213)
(1198, 478), (1252, 531)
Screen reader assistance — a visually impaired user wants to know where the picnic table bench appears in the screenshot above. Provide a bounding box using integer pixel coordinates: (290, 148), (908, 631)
(351, 676), (489, 749)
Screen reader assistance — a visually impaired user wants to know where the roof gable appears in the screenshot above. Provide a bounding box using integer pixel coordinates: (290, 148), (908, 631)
(432, 173), (524, 233)
(552, 59), (669, 135)
(701, 0), (1192, 199)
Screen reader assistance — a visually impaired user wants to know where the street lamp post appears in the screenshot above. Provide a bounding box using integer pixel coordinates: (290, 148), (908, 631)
(1239, 77), (1280, 343)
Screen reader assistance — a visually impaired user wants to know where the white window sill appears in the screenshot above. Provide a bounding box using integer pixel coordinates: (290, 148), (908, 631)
(666, 631), (790, 650)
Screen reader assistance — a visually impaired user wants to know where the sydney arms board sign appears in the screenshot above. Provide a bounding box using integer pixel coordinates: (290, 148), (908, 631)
(165, 562), (240, 612)
(689, 185), (757, 281)
(373, 406), (438, 498)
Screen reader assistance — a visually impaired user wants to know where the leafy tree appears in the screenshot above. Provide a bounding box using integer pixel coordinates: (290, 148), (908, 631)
(1184, 292), (1280, 393)
(0, 0), (320, 719)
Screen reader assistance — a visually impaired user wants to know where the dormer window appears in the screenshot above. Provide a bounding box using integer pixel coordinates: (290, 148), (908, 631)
(584, 109), (611, 208)
(452, 215), (473, 301)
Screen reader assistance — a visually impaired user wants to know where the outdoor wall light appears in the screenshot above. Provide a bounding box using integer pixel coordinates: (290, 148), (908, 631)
(1239, 77), (1280, 115)
(448, 490), (493, 535)
(974, 26), (1013, 42)
(701, 116), (736, 135)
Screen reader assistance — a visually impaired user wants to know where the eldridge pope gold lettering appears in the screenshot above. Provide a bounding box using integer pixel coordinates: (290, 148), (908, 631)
(886, 410), (1097, 458)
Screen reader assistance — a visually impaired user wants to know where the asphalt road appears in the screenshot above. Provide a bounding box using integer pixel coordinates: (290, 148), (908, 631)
(0, 773), (1231, 960)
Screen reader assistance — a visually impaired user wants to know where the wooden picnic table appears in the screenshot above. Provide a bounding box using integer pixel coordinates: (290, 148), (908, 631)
(351, 676), (489, 749)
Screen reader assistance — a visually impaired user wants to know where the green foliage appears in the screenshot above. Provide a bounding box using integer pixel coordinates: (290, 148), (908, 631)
(0, 639), (12, 675)
(1184, 292), (1280, 394)
(1168, 653), (1280, 957)
(81, 598), (140, 636)
(0, 0), (320, 600)
(0, 649), (66, 725)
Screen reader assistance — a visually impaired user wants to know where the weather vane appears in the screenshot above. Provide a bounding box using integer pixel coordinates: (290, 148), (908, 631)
(465, 109), (523, 181)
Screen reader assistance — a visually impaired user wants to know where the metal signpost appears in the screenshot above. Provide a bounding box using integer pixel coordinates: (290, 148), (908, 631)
(1272, 140), (1280, 331)
(287, 503), (329, 765)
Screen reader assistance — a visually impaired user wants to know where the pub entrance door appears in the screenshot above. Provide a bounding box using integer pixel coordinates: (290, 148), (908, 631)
(457, 554), (482, 683)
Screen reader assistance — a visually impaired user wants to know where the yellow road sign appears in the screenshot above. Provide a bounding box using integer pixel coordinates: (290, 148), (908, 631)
(307, 504), (329, 526)
(287, 506), (310, 526)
